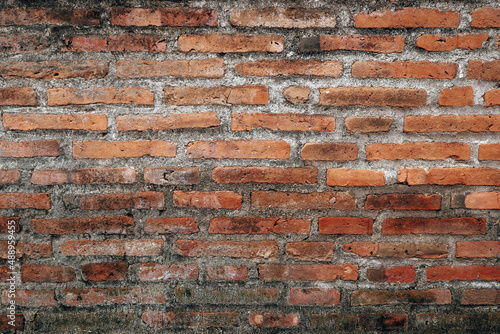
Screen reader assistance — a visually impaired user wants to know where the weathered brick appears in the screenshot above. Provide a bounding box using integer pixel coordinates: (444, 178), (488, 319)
(32, 311), (137, 332)
(456, 241), (500, 258)
(286, 242), (334, 261)
(0, 193), (50, 209)
(0, 241), (52, 259)
(61, 239), (163, 256)
(48, 87), (153, 106)
(138, 263), (198, 281)
(73, 140), (175, 159)
(259, 264), (357, 281)
(398, 167), (500, 186)
(0, 313), (23, 330)
(32, 216), (134, 235)
(63, 34), (167, 52)
(0, 34), (47, 53)
(351, 289), (451, 305)
(64, 287), (165, 306)
(320, 87), (426, 107)
(382, 217), (486, 235)
(230, 7), (336, 28)
(289, 288), (340, 305)
(0, 88), (36, 106)
(187, 140), (289, 159)
(405, 115), (500, 133)
(467, 60), (500, 80)
(21, 264), (75, 282)
(209, 217), (310, 234)
(32, 168), (135, 185)
(311, 313), (408, 331)
(252, 191), (356, 210)
(301, 143), (358, 161)
(81, 262), (128, 281)
(365, 193), (441, 210)
(416, 34), (488, 51)
(345, 117), (393, 133)
(485, 89), (500, 107)
(174, 240), (278, 259)
(355, 8), (459, 28)
(178, 34), (284, 53)
(165, 85), (268, 105)
(0, 60), (107, 80)
(4, 113), (107, 131)
(232, 112), (335, 132)
(144, 218), (199, 234)
(366, 142), (470, 161)
(117, 112), (219, 131)
(116, 58), (224, 78)
(367, 266), (416, 283)
(250, 312), (299, 328)
(327, 169), (385, 186)
(437, 86), (474, 106)
(144, 167), (199, 185)
(318, 35), (404, 53)
(470, 7), (500, 27)
(142, 311), (239, 328)
(213, 166), (317, 184)
(352, 61), (457, 79)
(427, 265), (500, 281)
(345, 242), (447, 258)
(1, 290), (56, 307)
(319, 217), (373, 235)
(461, 289), (500, 305)
(173, 191), (242, 210)
(479, 144), (500, 160)
(235, 59), (342, 77)
(0, 217), (19, 233)
(206, 266), (248, 281)
(0, 140), (59, 157)
(464, 192), (500, 209)
(64, 192), (164, 210)
(176, 286), (279, 304)
(0, 8), (100, 26)
(283, 86), (311, 104)
(111, 7), (217, 26)
(0, 170), (20, 184)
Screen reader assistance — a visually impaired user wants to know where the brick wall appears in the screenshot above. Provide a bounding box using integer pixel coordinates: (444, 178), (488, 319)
(0, 1), (499, 332)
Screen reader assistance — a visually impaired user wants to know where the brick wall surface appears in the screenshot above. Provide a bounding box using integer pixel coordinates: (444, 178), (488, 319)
(0, 0), (499, 332)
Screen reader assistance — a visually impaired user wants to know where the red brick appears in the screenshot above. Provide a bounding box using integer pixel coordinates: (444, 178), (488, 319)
(0, 140), (59, 158)
(32, 216), (134, 235)
(173, 191), (242, 210)
(117, 113), (219, 131)
(365, 193), (441, 210)
(479, 144), (500, 160)
(165, 85), (268, 105)
(64, 287), (165, 306)
(301, 143), (358, 161)
(206, 266), (248, 281)
(345, 117), (393, 132)
(174, 240), (278, 259)
(416, 34), (488, 51)
(366, 142), (470, 161)
(467, 60), (500, 80)
(0, 60), (108, 79)
(311, 313), (408, 331)
(352, 61), (457, 80)
(21, 264), (75, 282)
(461, 289), (500, 305)
(144, 167), (199, 185)
(116, 58), (224, 78)
(398, 167), (500, 186)
(32, 168), (135, 185)
(259, 264), (358, 281)
(345, 241), (447, 258)
(187, 140), (289, 159)
(438, 86), (474, 106)
(138, 263), (198, 281)
(283, 86), (311, 104)
(1, 290), (56, 307)
(0, 34), (47, 53)
(0, 8), (100, 25)
(111, 7), (217, 26)
(4, 113), (107, 131)
(319, 35), (404, 53)
(47, 87), (153, 106)
(289, 288), (340, 306)
(144, 218), (199, 234)
(235, 59), (342, 77)
(231, 7), (336, 28)
(319, 217), (373, 235)
(456, 241), (500, 258)
(209, 217), (310, 234)
(0, 217), (19, 234)
(286, 242), (334, 261)
(382, 217), (486, 235)
(63, 34), (167, 52)
(0, 88), (36, 106)
(64, 192), (164, 210)
(232, 112), (335, 132)
(0, 266), (12, 282)
(73, 140), (175, 159)
(178, 33), (284, 53)
(485, 89), (500, 107)
(367, 266), (416, 283)
(319, 87), (426, 107)
(355, 8), (459, 28)
(405, 115), (500, 132)
(61, 239), (163, 256)
(142, 311), (239, 328)
(327, 169), (385, 186)
(470, 7), (500, 27)
(213, 166), (317, 184)
(0, 193), (50, 209)
(464, 192), (500, 209)
(0, 170), (20, 184)
(351, 289), (451, 306)
(427, 265), (500, 281)
(0, 241), (52, 259)
(250, 312), (299, 328)
(252, 191), (356, 210)
(81, 262), (128, 281)
(0, 313), (23, 330)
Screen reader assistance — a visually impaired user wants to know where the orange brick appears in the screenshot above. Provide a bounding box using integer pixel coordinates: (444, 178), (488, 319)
(404, 115), (500, 133)
(0, 193), (50, 209)
(456, 241), (500, 258)
(352, 61), (457, 79)
(320, 87), (426, 107)
(32, 216), (134, 235)
(258, 264), (358, 281)
(382, 217), (486, 235)
(282, 86), (311, 104)
(467, 60), (500, 80)
(111, 7), (217, 26)
(367, 266), (416, 283)
(164, 85), (268, 105)
(206, 266), (247, 281)
(470, 7), (500, 27)
(232, 112), (335, 131)
(116, 112), (219, 131)
(144, 217), (198, 234)
(0, 241), (53, 259)
(289, 288), (340, 305)
(319, 217), (373, 235)
(0, 8), (100, 25)
(355, 8), (459, 28)
(61, 239), (164, 256)
(116, 58), (224, 78)
(174, 240), (278, 259)
(32, 168), (136, 185)
(327, 169), (385, 186)
(178, 33), (284, 53)
(485, 89), (500, 107)
(398, 167), (500, 186)
(438, 86), (474, 106)
(47, 87), (153, 106)
(479, 144), (500, 160)
(286, 242), (334, 261)
(212, 166), (317, 184)
(73, 140), (175, 159)
(0, 34), (47, 53)
(417, 34), (488, 51)
(427, 265), (500, 281)
(318, 35), (404, 53)
(252, 191), (356, 210)
(0, 60), (108, 79)
(235, 59), (342, 77)
(0, 88), (36, 106)
(345, 117), (393, 133)
(187, 140), (289, 159)
(366, 142), (470, 161)
(63, 34), (167, 52)
(173, 191), (242, 210)
(345, 241), (447, 258)
(138, 263), (198, 281)
(209, 217), (310, 234)
(0, 169), (20, 184)
(464, 192), (500, 209)
(144, 167), (199, 185)
(3, 113), (107, 131)
(461, 289), (500, 305)
(301, 143), (358, 161)
(230, 7), (336, 28)
(0, 140), (59, 157)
